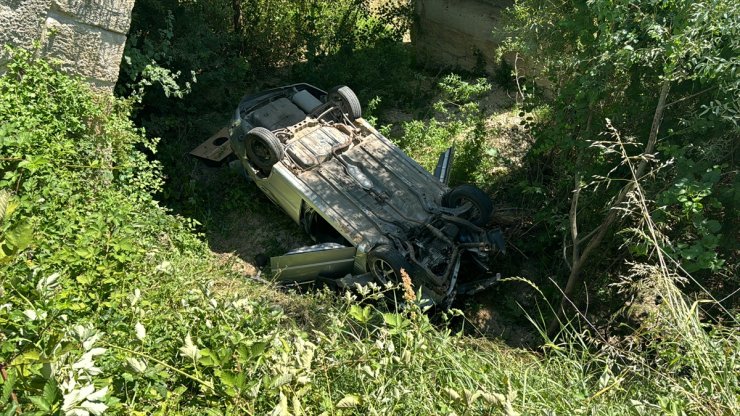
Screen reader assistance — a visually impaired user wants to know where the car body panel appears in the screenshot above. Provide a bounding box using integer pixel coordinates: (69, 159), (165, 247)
(271, 244), (357, 281)
(433, 147), (455, 184)
(253, 164), (306, 223)
(190, 127), (234, 162)
(296, 128), (443, 245)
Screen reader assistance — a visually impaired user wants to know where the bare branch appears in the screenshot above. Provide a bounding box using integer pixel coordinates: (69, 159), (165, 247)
(513, 53), (525, 104)
(548, 80), (671, 337)
(570, 173), (582, 268)
(664, 86), (715, 108)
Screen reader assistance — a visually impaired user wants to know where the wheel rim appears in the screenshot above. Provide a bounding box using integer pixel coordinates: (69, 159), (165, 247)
(372, 258), (398, 283)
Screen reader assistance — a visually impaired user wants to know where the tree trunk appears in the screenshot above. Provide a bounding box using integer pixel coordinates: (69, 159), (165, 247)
(232, 0), (243, 33)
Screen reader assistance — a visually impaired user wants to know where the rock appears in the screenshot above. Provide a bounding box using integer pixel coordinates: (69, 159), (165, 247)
(51, 0), (134, 35)
(0, 0), (135, 92)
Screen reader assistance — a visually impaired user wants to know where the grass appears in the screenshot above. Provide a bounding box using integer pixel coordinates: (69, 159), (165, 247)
(115, 263), (738, 415)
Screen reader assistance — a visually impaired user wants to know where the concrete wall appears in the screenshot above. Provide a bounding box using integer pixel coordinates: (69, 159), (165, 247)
(1, 0), (508, 89)
(0, 0), (135, 91)
(412, 0), (512, 74)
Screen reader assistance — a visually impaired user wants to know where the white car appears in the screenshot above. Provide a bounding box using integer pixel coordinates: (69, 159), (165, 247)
(228, 83), (505, 305)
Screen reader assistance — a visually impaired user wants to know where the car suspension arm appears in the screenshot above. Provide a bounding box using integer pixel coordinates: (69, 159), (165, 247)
(404, 241), (491, 291)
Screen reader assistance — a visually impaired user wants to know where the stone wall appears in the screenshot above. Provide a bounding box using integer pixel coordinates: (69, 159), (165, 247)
(0, 0), (135, 91)
(412, 0), (513, 74)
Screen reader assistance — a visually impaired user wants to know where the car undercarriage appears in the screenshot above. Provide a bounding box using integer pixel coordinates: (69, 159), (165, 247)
(218, 83), (506, 306)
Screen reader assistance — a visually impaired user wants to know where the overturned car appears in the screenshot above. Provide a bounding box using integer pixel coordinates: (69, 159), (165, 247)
(228, 84), (505, 306)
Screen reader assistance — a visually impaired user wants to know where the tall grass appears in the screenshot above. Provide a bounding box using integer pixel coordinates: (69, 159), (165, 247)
(531, 126), (740, 415)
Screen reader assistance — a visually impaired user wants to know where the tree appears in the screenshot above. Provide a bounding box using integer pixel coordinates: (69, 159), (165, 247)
(499, 0), (739, 333)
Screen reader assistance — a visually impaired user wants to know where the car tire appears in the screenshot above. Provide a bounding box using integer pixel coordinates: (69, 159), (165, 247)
(328, 85), (362, 120)
(245, 127), (283, 174)
(442, 184), (493, 227)
(367, 245), (411, 285)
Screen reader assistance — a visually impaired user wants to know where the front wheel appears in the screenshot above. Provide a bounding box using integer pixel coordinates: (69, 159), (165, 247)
(367, 245), (411, 286)
(442, 184), (494, 227)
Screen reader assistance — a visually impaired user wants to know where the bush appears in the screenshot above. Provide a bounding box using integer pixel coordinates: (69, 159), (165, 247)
(392, 75), (495, 186)
(497, 0), (739, 307)
(0, 46), (204, 415)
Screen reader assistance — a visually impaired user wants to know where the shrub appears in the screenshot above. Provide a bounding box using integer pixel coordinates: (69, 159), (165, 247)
(392, 74), (495, 186)
(0, 46), (203, 415)
(497, 0), (739, 311)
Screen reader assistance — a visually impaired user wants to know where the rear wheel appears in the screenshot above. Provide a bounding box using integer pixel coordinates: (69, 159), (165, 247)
(328, 86), (362, 120)
(367, 245), (411, 285)
(245, 127), (283, 174)
(442, 184), (493, 227)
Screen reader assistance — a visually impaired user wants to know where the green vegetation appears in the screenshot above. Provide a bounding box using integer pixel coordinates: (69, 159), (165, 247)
(497, 0), (738, 298)
(1, 0), (738, 414)
(392, 75), (497, 186)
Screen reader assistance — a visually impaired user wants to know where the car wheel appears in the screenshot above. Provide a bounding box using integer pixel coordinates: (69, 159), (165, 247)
(328, 86), (362, 120)
(442, 184), (493, 227)
(245, 127), (283, 174)
(367, 245), (411, 285)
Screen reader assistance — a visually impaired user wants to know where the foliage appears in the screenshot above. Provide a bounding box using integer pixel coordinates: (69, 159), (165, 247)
(493, 1), (739, 409)
(2, 48), (738, 415)
(498, 0), (739, 286)
(0, 190), (31, 264)
(392, 75), (496, 186)
(118, 8), (196, 102)
(118, 0), (414, 109)
(584, 125), (739, 414)
(0, 46), (201, 415)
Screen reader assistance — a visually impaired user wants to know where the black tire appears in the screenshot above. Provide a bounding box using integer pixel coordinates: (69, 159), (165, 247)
(245, 127), (283, 174)
(328, 85), (362, 119)
(442, 184), (494, 227)
(367, 245), (411, 285)
(254, 253), (269, 268)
